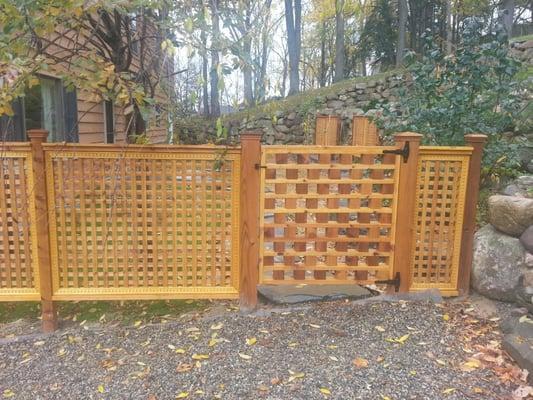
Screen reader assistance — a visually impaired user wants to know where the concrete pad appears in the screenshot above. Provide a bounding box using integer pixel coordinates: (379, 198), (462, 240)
(258, 284), (373, 304)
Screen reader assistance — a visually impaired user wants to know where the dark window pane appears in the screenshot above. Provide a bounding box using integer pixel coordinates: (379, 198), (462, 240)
(104, 100), (114, 143)
(63, 86), (78, 143)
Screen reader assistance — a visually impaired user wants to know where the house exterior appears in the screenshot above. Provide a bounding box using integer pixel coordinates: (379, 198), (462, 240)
(0, 12), (173, 145)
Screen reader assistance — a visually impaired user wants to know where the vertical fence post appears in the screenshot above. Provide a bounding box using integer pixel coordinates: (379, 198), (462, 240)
(458, 134), (487, 295)
(239, 131), (262, 311)
(27, 129), (57, 332)
(392, 132), (422, 293)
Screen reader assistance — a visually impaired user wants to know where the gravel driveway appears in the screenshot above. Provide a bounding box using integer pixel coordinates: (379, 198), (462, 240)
(0, 299), (528, 400)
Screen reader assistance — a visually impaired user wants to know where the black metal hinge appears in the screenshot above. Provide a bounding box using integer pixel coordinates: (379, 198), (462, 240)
(383, 142), (410, 163)
(375, 272), (401, 292)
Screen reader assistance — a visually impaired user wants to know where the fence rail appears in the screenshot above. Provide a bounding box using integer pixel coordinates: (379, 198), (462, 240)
(0, 128), (487, 332)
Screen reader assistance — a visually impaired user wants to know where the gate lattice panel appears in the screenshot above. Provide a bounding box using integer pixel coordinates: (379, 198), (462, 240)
(259, 146), (400, 284)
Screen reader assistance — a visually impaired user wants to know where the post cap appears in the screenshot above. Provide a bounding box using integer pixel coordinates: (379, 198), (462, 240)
(464, 133), (488, 143)
(240, 130), (262, 141)
(27, 129), (49, 142)
(394, 132), (423, 141)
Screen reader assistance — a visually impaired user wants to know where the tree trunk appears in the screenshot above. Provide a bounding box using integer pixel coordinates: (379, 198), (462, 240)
(319, 20), (326, 87)
(256, 0), (272, 103)
(200, 10), (210, 116)
(243, 5), (254, 106)
(334, 0), (345, 82)
(284, 0), (301, 95)
(502, 0), (515, 37)
(445, 0), (452, 54)
(396, 0), (408, 67)
(210, 0), (221, 117)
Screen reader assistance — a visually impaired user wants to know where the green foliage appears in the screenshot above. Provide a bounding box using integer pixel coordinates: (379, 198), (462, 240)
(376, 18), (526, 184)
(358, 0), (396, 68)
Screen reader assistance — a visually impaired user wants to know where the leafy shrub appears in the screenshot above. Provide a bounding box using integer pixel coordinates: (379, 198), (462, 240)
(376, 18), (526, 184)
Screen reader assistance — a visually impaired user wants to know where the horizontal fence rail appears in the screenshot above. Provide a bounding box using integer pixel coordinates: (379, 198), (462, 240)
(43, 144), (241, 300)
(259, 145), (401, 285)
(0, 144), (40, 300)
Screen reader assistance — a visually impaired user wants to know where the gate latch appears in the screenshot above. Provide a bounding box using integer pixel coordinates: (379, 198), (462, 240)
(375, 272), (401, 292)
(383, 142), (410, 163)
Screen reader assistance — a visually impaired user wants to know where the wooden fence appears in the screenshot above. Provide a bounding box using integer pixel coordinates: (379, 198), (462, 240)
(0, 129), (486, 331)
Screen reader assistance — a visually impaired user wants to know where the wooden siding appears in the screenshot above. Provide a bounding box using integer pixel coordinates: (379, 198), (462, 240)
(38, 20), (172, 144)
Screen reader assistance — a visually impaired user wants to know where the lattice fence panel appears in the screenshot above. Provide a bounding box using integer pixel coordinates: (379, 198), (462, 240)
(409, 148), (471, 296)
(0, 148), (40, 300)
(45, 146), (240, 300)
(260, 146), (400, 284)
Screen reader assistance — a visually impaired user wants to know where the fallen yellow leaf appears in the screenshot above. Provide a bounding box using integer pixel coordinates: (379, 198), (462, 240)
(443, 314), (450, 321)
(3, 389), (15, 398)
(309, 324), (321, 329)
(134, 320), (142, 328)
(175, 348), (186, 354)
(461, 359), (481, 371)
(97, 385), (105, 393)
(319, 388), (331, 396)
(210, 323), (223, 330)
(238, 353), (252, 360)
(176, 392), (189, 398)
(353, 357), (369, 368)
(442, 388), (455, 395)
(246, 337), (257, 346)
(375, 325), (386, 332)
(191, 354), (209, 360)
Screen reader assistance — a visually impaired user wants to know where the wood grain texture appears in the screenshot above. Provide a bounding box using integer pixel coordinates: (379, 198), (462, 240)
(260, 146), (401, 284)
(458, 135), (487, 295)
(239, 132), (261, 310)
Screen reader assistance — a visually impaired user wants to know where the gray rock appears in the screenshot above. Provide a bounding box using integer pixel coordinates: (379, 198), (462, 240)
(521, 226), (533, 253)
(287, 112), (297, 120)
(526, 253), (533, 268)
(503, 334), (533, 380)
(503, 184), (528, 197)
(471, 224), (526, 302)
(488, 195), (533, 237)
(326, 100), (344, 110)
(258, 284), (372, 304)
(275, 124), (290, 133)
(516, 175), (533, 191)
(355, 82), (367, 90)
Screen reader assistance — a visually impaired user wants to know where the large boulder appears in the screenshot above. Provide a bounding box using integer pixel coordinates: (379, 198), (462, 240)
(488, 195), (533, 237)
(521, 226), (533, 253)
(472, 224), (527, 302)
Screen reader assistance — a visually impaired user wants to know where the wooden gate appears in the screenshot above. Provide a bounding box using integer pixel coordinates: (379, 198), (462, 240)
(259, 145), (402, 286)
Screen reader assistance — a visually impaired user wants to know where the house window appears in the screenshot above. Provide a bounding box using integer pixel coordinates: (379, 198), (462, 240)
(0, 76), (78, 142)
(104, 100), (115, 144)
(25, 77), (65, 142)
